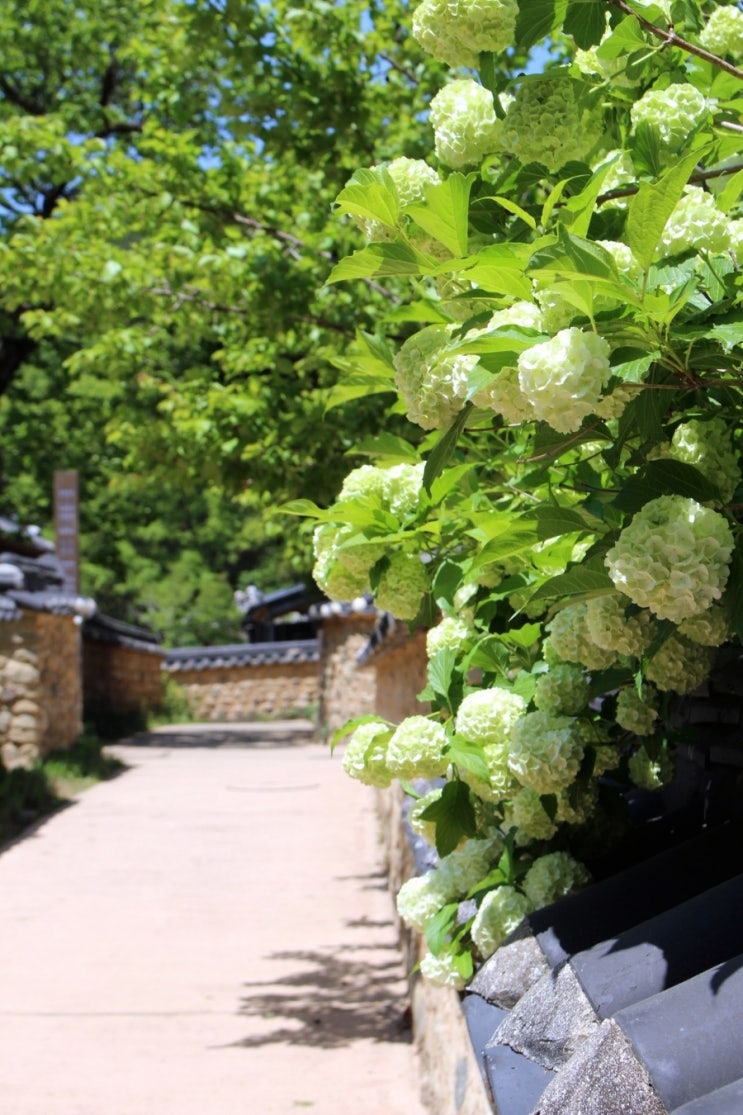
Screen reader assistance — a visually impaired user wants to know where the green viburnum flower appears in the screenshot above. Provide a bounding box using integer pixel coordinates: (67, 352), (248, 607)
(605, 495), (734, 623)
(426, 616), (473, 660)
(339, 464), (389, 504)
(584, 596), (656, 659)
(548, 602), (618, 671)
(383, 463), (425, 519)
(501, 73), (602, 172)
(460, 748), (520, 805)
(628, 746), (675, 791)
(408, 787), (443, 846)
(437, 835), (503, 894)
(594, 148), (636, 207)
(595, 382), (638, 422)
(645, 633), (715, 695)
(455, 687), (527, 746)
(375, 552), (429, 620)
(312, 523), (382, 602)
(517, 327), (611, 434)
(615, 685), (660, 736)
(699, 5), (743, 60)
(508, 711), (585, 795)
(630, 83), (709, 151)
(669, 418), (740, 503)
(507, 786), (559, 842)
(396, 870), (457, 932)
(350, 157), (440, 241)
(555, 781), (599, 826)
(393, 324), (476, 430)
(534, 663), (590, 716)
(429, 79), (506, 169)
(473, 365), (536, 424)
(658, 186), (731, 258)
(574, 30), (637, 88)
(419, 949), (467, 989)
(679, 605), (731, 648)
(534, 286), (579, 333)
(522, 852), (590, 909)
(341, 721), (393, 787)
(596, 240), (642, 284)
(412, 0), (519, 69)
(386, 715), (449, 779)
(471, 886), (534, 959)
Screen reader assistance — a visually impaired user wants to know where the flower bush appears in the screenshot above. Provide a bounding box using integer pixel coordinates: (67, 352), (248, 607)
(294, 0), (743, 984)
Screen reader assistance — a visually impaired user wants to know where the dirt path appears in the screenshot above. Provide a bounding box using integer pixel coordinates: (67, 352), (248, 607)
(0, 723), (426, 1114)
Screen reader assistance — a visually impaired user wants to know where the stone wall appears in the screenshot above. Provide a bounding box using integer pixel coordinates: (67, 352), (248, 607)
(318, 613), (378, 736)
(173, 660), (320, 722)
(374, 625), (429, 724)
(82, 639), (164, 724)
(0, 611), (82, 765)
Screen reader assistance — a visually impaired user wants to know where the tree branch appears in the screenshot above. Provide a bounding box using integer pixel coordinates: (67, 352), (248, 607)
(605, 0), (743, 80)
(0, 76), (45, 115)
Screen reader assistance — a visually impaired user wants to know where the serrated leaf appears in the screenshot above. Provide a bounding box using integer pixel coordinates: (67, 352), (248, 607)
(328, 241), (436, 283)
(515, 0), (568, 49)
(334, 166), (399, 228)
(352, 433), (421, 462)
(427, 647), (458, 701)
(423, 403), (472, 494)
(458, 243), (534, 299)
(406, 174), (473, 256)
(564, 0), (608, 48)
(329, 714), (388, 754)
(465, 636), (510, 677)
(424, 902), (459, 955)
(530, 505), (605, 541)
(613, 459), (720, 513)
(421, 779), (478, 858)
(709, 315), (743, 352)
(278, 498), (329, 519)
(527, 565), (615, 604)
(447, 737), (491, 782)
(626, 147), (707, 271)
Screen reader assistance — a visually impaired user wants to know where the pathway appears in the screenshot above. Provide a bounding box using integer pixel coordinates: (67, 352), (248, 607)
(0, 722), (426, 1115)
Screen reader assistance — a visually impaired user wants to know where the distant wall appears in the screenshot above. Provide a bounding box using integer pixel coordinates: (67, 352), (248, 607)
(172, 660), (320, 722)
(374, 625), (429, 724)
(0, 611), (82, 765)
(319, 613), (378, 736)
(82, 638), (164, 725)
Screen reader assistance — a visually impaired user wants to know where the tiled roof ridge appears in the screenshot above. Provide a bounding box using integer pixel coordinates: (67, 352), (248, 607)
(164, 638), (320, 672)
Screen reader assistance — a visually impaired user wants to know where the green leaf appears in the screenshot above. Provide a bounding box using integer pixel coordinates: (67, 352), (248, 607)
(423, 403), (472, 494)
(458, 243), (534, 299)
(352, 433), (421, 462)
(564, 0), (608, 49)
(708, 315), (743, 352)
(465, 636), (511, 677)
(278, 498), (329, 519)
(406, 174), (474, 256)
(626, 147), (708, 271)
(613, 459), (720, 513)
(427, 647), (458, 702)
(485, 194), (537, 230)
(447, 737), (491, 782)
(515, 0), (568, 49)
(420, 779), (478, 858)
(334, 166), (399, 228)
(329, 714), (388, 755)
(527, 565), (615, 605)
(328, 241), (437, 284)
(424, 902), (459, 955)
(530, 505), (605, 541)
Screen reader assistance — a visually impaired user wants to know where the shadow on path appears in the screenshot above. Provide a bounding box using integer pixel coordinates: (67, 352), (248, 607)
(233, 942), (413, 1050)
(122, 721), (318, 750)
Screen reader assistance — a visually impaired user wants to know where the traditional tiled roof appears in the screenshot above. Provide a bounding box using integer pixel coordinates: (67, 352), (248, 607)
(163, 638), (320, 672)
(83, 613), (163, 653)
(237, 582), (322, 623)
(0, 532), (96, 622)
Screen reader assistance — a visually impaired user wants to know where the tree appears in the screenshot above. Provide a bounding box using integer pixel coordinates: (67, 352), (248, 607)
(306, 0), (743, 984)
(0, 0), (447, 638)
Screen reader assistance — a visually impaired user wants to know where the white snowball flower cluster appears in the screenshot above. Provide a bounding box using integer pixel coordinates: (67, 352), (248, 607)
(596, 240), (642, 284)
(339, 464), (388, 503)
(426, 616), (473, 659)
(312, 523), (383, 602)
(679, 605), (731, 647)
(375, 552), (429, 620)
(507, 786), (558, 842)
(630, 84), (708, 150)
(574, 33), (636, 87)
(393, 324), (476, 429)
(471, 886), (533, 959)
(429, 79), (505, 169)
(669, 418), (740, 503)
(628, 746), (675, 791)
(412, 0), (519, 69)
(508, 711), (585, 794)
(487, 300), (544, 332)
(534, 286), (578, 333)
(396, 870), (457, 931)
(595, 148), (636, 205)
(501, 74), (602, 172)
(437, 835), (503, 894)
(455, 687), (527, 745)
(473, 366), (535, 424)
(605, 495), (734, 623)
(595, 382), (637, 422)
(699, 5), (743, 60)
(533, 663), (590, 716)
(585, 596), (655, 658)
(645, 633), (715, 694)
(658, 186), (731, 258)
(384, 463), (426, 518)
(408, 787), (443, 845)
(517, 327), (611, 433)
(556, 780), (599, 825)
(386, 715), (449, 779)
(615, 685), (660, 736)
(419, 949), (467, 989)
(548, 602), (618, 671)
(341, 721), (393, 787)
(522, 852), (590, 909)
(351, 157), (440, 241)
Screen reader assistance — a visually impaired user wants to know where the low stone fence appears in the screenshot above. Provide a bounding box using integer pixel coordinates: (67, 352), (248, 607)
(0, 609), (82, 764)
(164, 641), (321, 721)
(82, 614), (164, 729)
